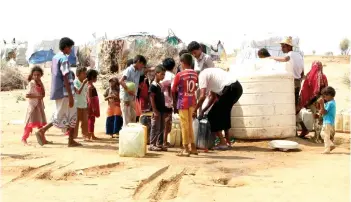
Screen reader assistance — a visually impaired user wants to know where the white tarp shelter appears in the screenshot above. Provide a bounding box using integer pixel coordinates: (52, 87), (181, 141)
(1, 39), (28, 66)
(235, 33), (303, 65)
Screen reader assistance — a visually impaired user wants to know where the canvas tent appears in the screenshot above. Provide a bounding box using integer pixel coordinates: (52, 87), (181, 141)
(235, 34), (303, 65)
(198, 40), (227, 61)
(26, 39), (78, 65)
(1, 39), (28, 66)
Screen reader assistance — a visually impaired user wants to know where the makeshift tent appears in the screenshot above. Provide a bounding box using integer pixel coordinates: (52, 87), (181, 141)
(96, 32), (183, 73)
(235, 34), (303, 65)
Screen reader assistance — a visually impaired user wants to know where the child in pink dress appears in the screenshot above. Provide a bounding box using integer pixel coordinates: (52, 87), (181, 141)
(87, 69), (100, 140)
(22, 66), (50, 145)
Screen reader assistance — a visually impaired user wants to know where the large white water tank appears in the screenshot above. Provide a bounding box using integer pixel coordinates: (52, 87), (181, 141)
(230, 73), (296, 139)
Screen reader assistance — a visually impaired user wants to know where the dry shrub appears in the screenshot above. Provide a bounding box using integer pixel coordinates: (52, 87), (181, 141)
(98, 37), (180, 75)
(1, 66), (28, 91)
(340, 38), (350, 55)
(77, 46), (92, 68)
(98, 36), (180, 89)
(126, 38), (179, 68)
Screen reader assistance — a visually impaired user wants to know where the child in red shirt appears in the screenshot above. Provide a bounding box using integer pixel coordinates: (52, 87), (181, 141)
(172, 53), (198, 157)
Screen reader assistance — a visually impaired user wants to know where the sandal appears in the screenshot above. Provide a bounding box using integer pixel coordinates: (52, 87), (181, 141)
(213, 145), (229, 150)
(149, 146), (162, 152)
(176, 150), (190, 157)
(35, 131), (44, 146)
(298, 131), (309, 139)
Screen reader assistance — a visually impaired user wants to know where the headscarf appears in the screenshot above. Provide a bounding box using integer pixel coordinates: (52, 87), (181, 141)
(299, 61), (328, 109)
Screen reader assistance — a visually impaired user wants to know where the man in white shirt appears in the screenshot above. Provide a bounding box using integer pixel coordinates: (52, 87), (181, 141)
(270, 36), (304, 110)
(194, 68), (243, 150)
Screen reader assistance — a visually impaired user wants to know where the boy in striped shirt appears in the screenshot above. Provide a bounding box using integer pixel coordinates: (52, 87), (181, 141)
(172, 53), (198, 157)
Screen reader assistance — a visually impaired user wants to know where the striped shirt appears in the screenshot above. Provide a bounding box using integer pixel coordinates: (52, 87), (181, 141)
(171, 69), (198, 109)
(50, 52), (75, 100)
(61, 62), (75, 97)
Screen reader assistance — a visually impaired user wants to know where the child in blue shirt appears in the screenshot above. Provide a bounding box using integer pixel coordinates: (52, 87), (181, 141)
(318, 86), (336, 154)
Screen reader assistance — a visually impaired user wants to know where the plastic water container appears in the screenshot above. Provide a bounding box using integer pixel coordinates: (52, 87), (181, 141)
(335, 112), (343, 132)
(343, 111), (350, 133)
(168, 123), (182, 147)
(301, 109), (314, 131)
(119, 123), (147, 157)
(193, 118), (215, 149)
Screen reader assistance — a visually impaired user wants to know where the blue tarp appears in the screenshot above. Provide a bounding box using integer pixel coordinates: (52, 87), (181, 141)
(68, 47), (77, 65)
(28, 49), (55, 64)
(28, 47), (77, 65)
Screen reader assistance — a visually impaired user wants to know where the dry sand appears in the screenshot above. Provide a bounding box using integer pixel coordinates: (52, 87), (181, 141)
(0, 55), (350, 202)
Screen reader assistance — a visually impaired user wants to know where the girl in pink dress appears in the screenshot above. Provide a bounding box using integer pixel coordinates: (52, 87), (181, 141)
(22, 66), (50, 145)
(87, 69), (100, 140)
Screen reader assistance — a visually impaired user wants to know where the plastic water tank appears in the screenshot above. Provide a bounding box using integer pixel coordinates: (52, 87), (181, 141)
(230, 73), (296, 139)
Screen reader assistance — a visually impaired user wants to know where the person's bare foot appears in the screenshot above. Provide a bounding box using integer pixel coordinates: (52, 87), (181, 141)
(322, 149), (331, 154)
(83, 137), (92, 142)
(34, 131), (44, 146)
(91, 134), (100, 140)
(330, 145), (336, 151)
(68, 140), (83, 147)
(44, 140), (53, 144)
(22, 139), (29, 146)
(176, 149), (190, 157)
(190, 143), (198, 155)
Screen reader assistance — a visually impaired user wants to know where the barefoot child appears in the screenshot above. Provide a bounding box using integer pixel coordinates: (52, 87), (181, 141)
(172, 53), (199, 156)
(73, 67), (89, 141)
(87, 69), (100, 140)
(119, 55), (147, 126)
(318, 86), (337, 154)
(161, 58), (176, 148)
(22, 66), (50, 145)
(149, 65), (166, 151)
(35, 37), (81, 147)
(104, 77), (123, 138)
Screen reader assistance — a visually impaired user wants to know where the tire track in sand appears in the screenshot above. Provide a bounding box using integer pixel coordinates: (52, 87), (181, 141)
(133, 166), (186, 201)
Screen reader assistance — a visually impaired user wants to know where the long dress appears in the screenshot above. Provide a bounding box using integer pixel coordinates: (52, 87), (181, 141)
(298, 61), (328, 138)
(22, 80), (47, 141)
(87, 84), (100, 133)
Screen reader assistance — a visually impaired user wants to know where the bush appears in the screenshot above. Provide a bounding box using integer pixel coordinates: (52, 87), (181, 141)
(1, 66), (27, 91)
(325, 51), (334, 56)
(340, 38), (350, 55)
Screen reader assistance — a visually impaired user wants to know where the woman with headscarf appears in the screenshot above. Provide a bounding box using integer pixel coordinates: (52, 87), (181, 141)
(297, 61), (328, 139)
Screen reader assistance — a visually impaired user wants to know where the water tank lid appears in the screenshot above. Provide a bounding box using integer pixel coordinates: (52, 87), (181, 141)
(269, 140), (299, 150)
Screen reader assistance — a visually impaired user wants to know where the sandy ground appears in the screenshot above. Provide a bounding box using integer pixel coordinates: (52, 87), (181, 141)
(0, 55), (350, 202)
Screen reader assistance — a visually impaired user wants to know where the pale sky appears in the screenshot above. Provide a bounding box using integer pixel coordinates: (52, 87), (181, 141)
(1, 0), (350, 54)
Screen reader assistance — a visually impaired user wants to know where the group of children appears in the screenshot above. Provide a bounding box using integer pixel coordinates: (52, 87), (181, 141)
(134, 53), (198, 157)
(21, 37), (338, 155)
(22, 37), (101, 147)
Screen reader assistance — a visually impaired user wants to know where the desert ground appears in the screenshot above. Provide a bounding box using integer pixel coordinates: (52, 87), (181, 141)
(0, 55), (350, 202)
